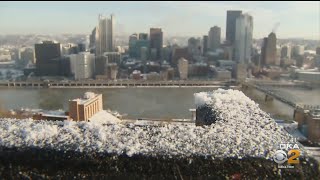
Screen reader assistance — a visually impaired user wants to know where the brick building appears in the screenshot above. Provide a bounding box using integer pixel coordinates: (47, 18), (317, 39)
(69, 92), (103, 121)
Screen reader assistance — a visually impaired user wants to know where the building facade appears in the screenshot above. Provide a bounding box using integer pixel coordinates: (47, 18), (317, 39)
(150, 28), (163, 60)
(202, 35), (208, 55)
(69, 52), (95, 80)
(178, 57), (189, 80)
(234, 14), (253, 64)
(208, 26), (221, 52)
(226, 10), (242, 45)
(69, 92), (103, 121)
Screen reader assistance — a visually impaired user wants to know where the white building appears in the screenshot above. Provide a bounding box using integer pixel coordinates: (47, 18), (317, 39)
(69, 52), (95, 80)
(234, 14), (253, 64)
(178, 58), (189, 80)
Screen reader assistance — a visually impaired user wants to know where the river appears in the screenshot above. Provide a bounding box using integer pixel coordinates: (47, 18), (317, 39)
(0, 86), (308, 119)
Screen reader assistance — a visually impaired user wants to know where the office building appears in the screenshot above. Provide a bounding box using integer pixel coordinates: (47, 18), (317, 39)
(95, 14), (107, 56)
(106, 14), (115, 52)
(226, 10), (242, 45)
(178, 57), (188, 80)
(89, 27), (96, 49)
(35, 41), (63, 76)
(203, 35), (208, 55)
(129, 33), (149, 58)
(94, 13), (114, 55)
(172, 47), (192, 66)
(139, 33), (148, 40)
(188, 37), (201, 56)
(150, 28), (163, 60)
(234, 13), (253, 64)
(69, 52), (95, 80)
(281, 45), (291, 59)
(69, 92), (103, 122)
(208, 26), (221, 51)
(261, 32), (277, 65)
(20, 48), (35, 64)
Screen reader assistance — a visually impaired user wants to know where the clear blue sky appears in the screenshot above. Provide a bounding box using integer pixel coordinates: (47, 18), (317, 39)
(0, 1), (319, 39)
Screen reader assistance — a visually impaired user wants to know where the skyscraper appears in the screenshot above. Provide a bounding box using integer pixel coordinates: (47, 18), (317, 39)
(261, 32), (277, 65)
(226, 10), (242, 45)
(95, 14), (107, 56)
(106, 14), (115, 52)
(89, 27), (96, 49)
(234, 13), (253, 64)
(150, 28), (163, 60)
(203, 35), (208, 55)
(95, 14), (114, 56)
(208, 26), (221, 51)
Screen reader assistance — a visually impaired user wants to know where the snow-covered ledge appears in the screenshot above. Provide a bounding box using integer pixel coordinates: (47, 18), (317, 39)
(0, 89), (294, 160)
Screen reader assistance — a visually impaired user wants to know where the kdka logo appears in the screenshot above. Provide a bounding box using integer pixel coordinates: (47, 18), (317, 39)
(273, 143), (301, 169)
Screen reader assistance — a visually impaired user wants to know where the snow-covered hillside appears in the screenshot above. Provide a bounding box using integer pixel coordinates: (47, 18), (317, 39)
(0, 89), (294, 159)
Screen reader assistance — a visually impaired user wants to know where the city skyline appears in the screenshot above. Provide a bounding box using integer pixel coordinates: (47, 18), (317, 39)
(0, 1), (319, 40)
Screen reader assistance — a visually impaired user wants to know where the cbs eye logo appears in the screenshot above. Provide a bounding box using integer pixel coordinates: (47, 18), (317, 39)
(273, 149), (300, 164)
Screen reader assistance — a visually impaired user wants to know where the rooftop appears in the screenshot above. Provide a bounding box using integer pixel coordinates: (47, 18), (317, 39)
(71, 92), (100, 104)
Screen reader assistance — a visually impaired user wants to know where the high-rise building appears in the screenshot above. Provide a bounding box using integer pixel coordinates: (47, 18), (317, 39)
(188, 37), (201, 56)
(178, 57), (188, 80)
(234, 14), (253, 64)
(89, 27), (96, 49)
(69, 52), (95, 80)
(150, 28), (163, 60)
(95, 15), (107, 56)
(106, 14), (115, 52)
(139, 33), (148, 40)
(226, 10), (242, 45)
(281, 45), (291, 59)
(20, 48), (35, 64)
(35, 41), (62, 76)
(129, 33), (138, 57)
(263, 32), (277, 65)
(95, 14), (114, 56)
(208, 26), (221, 51)
(203, 35), (208, 55)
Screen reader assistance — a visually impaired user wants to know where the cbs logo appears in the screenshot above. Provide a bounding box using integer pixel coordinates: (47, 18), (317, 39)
(273, 149), (300, 164)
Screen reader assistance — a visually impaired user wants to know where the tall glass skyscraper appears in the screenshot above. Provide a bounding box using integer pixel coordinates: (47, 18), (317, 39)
(234, 13), (253, 64)
(226, 10), (242, 45)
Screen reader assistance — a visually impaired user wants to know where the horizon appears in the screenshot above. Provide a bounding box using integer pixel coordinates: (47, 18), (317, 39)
(0, 1), (319, 40)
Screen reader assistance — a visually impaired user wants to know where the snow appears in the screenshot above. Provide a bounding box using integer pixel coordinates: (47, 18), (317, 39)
(0, 89), (296, 159)
(89, 110), (121, 124)
(83, 92), (96, 99)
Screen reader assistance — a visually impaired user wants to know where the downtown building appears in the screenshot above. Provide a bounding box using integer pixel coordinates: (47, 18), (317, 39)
(208, 26), (221, 52)
(226, 10), (242, 45)
(234, 13), (253, 80)
(149, 28), (163, 61)
(260, 32), (277, 66)
(69, 52), (95, 80)
(35, 41), (71, 76)
(94, 14), (115, 76)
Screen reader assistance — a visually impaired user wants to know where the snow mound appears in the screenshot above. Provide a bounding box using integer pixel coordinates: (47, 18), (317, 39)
(0, 89), (294, 159)
(89, 110), (121, 124)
